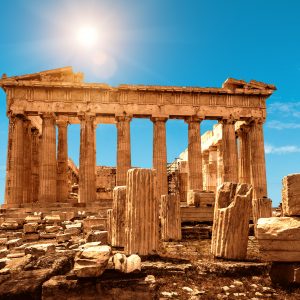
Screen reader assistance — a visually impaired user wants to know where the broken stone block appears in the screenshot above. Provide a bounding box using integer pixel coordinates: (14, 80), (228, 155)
(252, 198), (272, 236)
(187, 189), (201, 207)
(56, 233), (72, 243)
(257, 217), (300, 262)
(23, 222), (39, 233)
(64, 223), (81, 235)
(83, 217), (106, 233)
(73, 245), (111, 277)
(45, 225), (63, 233)
(0, 221), (20, 230)
(25, 215), (42, 223)
(0, 238), (8, 246)
(6, 238), (23, 250)
(0, 258), (10, 269)
(211, 183), (253, 260)
(282, 174), (300, 216)
(86, 230), (108, 244)
(23, 233), (40, 242)
(112, 253), (127, 272)
(126, 254), (141, 273)
(44, 215), (61, 224)
(39, 232), (56, 239)
(25, 243), (56, 257)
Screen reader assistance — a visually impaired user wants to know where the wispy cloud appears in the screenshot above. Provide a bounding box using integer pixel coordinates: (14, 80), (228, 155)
(265, 143), (300, 154)
(268, 102), (300, 118)
(266, 120), (300, 130)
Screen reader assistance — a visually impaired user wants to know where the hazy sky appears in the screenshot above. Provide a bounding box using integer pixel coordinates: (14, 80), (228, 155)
(1, 0), (300, 206)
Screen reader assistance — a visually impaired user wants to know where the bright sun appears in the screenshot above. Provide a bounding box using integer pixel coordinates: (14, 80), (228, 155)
(77, 26), (98, 48)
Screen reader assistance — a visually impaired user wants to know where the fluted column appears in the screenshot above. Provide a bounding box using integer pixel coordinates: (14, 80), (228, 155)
(151, 117), (168, 198)
(4, 117), (13, 204)
(39, 113), (57, 203)
(79, 114), (96, 203)
(23, 120), (32, 203)
(31, 127), (40, 203)
(9, 115), (25, 205)
(208, 146), (217, 192)
(237, 125), (251, 184)
(202, 150), (209, 191)
(186, 117), (203, 190)
(116, 116), (131, 186)
(220, 118), (238, 182)
(216, 142), (224, 188)
(250, 118), (267, 199)
(57, 119), (69, 202)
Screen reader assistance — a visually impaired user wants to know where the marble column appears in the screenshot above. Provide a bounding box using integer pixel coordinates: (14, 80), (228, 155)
(31, 127), (40, 203)
(23, 120), (32, 203)
(250, 118), (267, 199)
(220, 118), (238, 182)
(4, 117), (13, 205)
(39, 113), (57, 203)
(116, 116), (131, 186)
(202, 150), (209, 191)
(9, 115), (25, 205)
(216, 142), (224, 188)
(208, 146), (217, 192)
(237, 125), (251, 184)
(152, 117), (168, 198)
(56, 119), (69, 202)
(79, 114), (96, 203)
(186, 117), (203, 190)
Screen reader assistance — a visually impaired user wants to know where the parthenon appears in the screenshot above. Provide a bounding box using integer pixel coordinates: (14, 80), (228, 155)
(0, 67), (275, 207)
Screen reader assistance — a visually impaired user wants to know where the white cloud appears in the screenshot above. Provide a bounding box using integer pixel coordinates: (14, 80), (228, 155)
(268, 102), (300, 118)
(265, 143), (300, 154)
(266, 120), (300, 130)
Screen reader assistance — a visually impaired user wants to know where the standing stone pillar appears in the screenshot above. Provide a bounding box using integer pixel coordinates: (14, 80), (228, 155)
(208, 146), (217, 192)
(250, 118), (267, 199)
(220, 118), (238, 182)
(31, 127), (40, 203)
(125, 168), (158, 255)
(9, 115), (25, 205)
(186, 117), (203, 190)
(111, 186), (127, 247)
(79, 114), (96, 203)
(4, 117), (13, 205)
(216, 142), (224, 188)
(39, 113), (57, 204)
(116, 116), (131, 186)
(23, 120), (32, 203)
(202, 150), (209, 191)
(57, 119), (69, 202)
(237, 125), (251, 184)
(151, 117), (168, 199)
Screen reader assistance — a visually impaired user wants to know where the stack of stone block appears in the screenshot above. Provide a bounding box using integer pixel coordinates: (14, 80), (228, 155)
(257, 173), (300, 285)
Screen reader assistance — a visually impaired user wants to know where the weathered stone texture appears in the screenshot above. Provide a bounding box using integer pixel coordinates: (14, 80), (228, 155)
(125, 168), (159, 255)
(211, 183), (253, 260)
(111, 186), (126, 247)
(257, 217), (300, 262)
(282, 173), (300, 216)
(160, 194), (181, 241)
(252, 197), (272, 235)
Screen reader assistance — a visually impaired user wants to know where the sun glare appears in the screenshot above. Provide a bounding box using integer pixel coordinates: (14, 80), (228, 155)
(77, 26), (98, 48)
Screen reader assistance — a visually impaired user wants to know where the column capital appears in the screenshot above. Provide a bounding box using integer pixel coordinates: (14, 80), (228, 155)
(39, 112), (56, 120)
(115, 115), (132, 122)
(185, 116), (203, 124)
(78, 113), (96, 122)
(218, 116), (238, 125)
(236, 124), (251, 136)
(249, 117), (265, 125)
(150, 116), (168, 123)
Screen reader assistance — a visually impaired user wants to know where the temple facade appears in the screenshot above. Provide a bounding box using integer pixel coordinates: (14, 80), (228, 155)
(0, 67), (276, 207)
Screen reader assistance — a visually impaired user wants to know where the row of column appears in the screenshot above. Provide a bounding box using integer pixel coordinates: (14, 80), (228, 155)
(5, 113), (267, 206)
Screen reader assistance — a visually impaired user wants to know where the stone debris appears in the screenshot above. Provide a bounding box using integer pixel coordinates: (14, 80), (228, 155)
(282, 173), (300, 216)
(73, 244), (111, 277)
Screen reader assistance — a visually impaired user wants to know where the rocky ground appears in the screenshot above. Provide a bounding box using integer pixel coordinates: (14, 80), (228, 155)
(0, 216), (299, 299)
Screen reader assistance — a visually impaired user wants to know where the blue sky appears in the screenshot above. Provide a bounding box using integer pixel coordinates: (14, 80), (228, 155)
(1, 0), (300, 206)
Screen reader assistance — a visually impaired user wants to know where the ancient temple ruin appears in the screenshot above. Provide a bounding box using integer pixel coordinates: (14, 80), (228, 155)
(0, 67), (275, 209)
